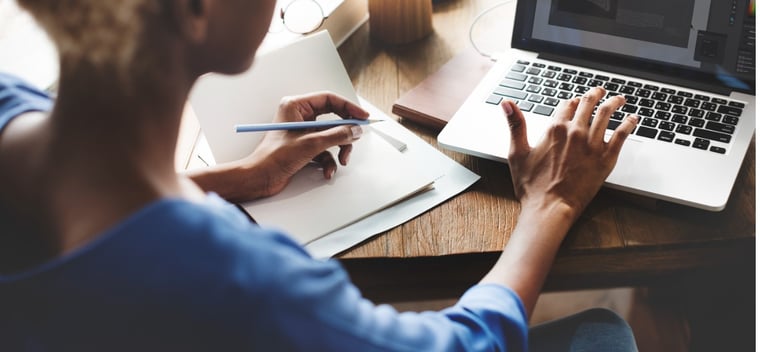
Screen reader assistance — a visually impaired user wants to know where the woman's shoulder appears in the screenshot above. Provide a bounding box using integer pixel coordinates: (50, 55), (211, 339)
(0, 73), (53, 133)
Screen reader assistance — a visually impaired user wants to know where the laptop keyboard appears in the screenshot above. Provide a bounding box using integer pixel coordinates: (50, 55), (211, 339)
(486, 60), (746, 154)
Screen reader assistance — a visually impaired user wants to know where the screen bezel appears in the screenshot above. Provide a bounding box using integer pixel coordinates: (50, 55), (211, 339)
(511, 0), (755, 95)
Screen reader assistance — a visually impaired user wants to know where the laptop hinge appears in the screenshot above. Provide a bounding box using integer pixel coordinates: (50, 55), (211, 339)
(537, 52), (733, 96)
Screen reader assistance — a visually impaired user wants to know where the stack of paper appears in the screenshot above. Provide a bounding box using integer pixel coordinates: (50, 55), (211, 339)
(190, 31), (479, 257)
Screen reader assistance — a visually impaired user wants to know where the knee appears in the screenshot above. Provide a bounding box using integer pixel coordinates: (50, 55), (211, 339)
(580, 308), (629, 326)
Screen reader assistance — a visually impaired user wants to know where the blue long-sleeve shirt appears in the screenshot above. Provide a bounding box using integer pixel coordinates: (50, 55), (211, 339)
(0, 73), (528, 351)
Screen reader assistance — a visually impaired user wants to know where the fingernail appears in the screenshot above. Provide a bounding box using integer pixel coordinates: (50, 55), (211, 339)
(351, 126), (363, 139)
(503, 101), (514, 116)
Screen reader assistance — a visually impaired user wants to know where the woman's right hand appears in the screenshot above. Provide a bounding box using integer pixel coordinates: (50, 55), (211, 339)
(503, 87), (638, 219)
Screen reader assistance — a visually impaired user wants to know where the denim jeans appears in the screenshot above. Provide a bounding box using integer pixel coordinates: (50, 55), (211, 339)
(529, 308), (638, 352)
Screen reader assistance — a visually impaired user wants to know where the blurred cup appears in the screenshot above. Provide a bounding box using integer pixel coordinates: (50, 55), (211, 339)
(368, 0), (433, 44)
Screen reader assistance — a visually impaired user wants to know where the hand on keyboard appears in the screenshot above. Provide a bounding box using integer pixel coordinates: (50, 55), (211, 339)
(503, 87), (639, 218)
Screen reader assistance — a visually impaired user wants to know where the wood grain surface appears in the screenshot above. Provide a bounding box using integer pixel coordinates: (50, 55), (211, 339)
(335, 0), (755, 302)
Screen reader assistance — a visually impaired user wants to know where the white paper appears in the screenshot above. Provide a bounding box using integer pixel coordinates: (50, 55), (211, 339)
(242, 126), (441, 244)
(305, 98), (480, 258)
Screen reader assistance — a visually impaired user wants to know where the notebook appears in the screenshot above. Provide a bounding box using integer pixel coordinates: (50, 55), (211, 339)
(438, 0), (756, 211)
(188, 31), (479, 252)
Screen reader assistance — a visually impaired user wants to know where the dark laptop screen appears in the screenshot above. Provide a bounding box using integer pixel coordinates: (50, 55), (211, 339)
(513, 0), (756, 93)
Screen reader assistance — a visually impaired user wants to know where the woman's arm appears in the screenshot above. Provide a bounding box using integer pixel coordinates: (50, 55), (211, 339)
(481, 87), (638, 317)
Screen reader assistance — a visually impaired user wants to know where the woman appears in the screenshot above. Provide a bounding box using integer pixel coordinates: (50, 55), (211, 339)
(0, 0), (639, 350)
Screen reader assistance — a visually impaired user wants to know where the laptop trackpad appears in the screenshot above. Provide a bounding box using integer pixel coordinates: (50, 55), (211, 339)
(608, 138), (643, 184)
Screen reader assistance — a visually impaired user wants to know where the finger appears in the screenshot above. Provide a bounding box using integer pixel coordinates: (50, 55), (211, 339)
(314, 151), (338, 179)
(606, 114), (639, 157)
(555, 97), (580, 122)
(338, 144), (353, 165)
(502, 100), (530, 160)
(300, 91), (370, 120)
(573, 87), (606, 126)
(302, 124), (362, 154)
(588, 94), (626, 142)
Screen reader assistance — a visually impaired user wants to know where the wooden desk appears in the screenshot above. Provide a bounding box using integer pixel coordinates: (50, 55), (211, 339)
(335, 0), (756, 302)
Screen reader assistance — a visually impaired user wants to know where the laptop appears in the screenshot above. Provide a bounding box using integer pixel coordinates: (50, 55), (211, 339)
(438, 0), (756, 211)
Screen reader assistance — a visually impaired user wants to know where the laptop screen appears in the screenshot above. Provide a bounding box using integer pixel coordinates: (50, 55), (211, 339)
(512, 0), (756, 94)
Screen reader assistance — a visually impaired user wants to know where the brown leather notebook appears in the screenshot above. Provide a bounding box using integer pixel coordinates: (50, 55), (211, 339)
(392, 49), (494, 131)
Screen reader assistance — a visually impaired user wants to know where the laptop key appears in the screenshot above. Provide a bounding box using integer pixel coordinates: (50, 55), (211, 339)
(711, 97), (728, 104)
(611, 78), (626, 84)
(541, 88), (557, 97)
(506, 72), (527, 81)
(694, 128), (732, 143)
(528, 77), (543, 84)
(559, 83), (574, 91)
(493, 87), (528, 100)
(675, 138), (691, 146)
(572, 76), (588, 85)
(528, 94), (544, 103)
(651, 92), (668, 101)
(723, 115), (739, 125)
(621, 104), (637, 113)
(676, 124), (693, 134)
(628, 81), (642, 88)
(660, 88), (676, 94)
(688, 117), (705, 128)
(511, 64), (526, 72)
(485, 95), (503, 105)
(705, 112), (722, 121)
(607, 119), (621, 130)
(695, 94), (710, 101)
(684, 99), (701, 108)
(728, 101), (745, 108)
(644, 84), (660, 91)
(500, 79), (526, 90)
(557, 91), (573, 99)
(619, 86), (636, 94)
(639, 99), (654, 108)
(557, 73), (572, 81)
(672, 115), (688, 124)
(527, 85), (542, 93)
(705, 121), (736, 134)
(638, 108), (654, 117)
(544, 97), (560, 106)
(692, 138), (710, 150)
(642, 118), (658, 127)
(701, 102), (718, 111)
(717, 105), (742, 116)
(574, 86), (590, 94)
(657, 131), (675, 142)
(526, 67), (541, 75)
(671, 105), (688, 114)
(655, 111), (672, 120)
(659, 121), (676, 131)
(604, 82), (620, 91)
(677, 91), (694, 98)
(534, 105), (554, 116)
(543, 80), (558, 88)
(517, 100), (534, 111)
(710, 146), (727, 154)
(636, 126), (658, 138)
(668, 95), (685, 104)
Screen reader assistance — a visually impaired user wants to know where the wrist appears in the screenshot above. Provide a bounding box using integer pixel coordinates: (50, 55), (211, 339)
(519, 196), (581, 225)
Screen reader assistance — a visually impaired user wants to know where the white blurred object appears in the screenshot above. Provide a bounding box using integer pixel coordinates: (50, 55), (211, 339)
(0, 0), (59, 90)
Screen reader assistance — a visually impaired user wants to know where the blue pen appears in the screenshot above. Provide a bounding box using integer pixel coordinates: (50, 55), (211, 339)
(235, 119), (382, 133)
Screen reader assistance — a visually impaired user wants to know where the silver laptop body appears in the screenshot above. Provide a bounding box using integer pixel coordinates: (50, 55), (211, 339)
(438, 0), (756, 211)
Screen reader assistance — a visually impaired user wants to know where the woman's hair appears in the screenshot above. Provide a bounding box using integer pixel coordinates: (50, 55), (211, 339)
(16, 0), (158, 72)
